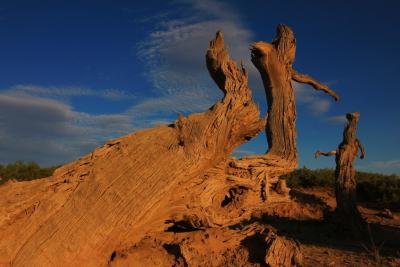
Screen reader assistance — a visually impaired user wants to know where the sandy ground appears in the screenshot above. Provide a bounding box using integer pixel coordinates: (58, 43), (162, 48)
(109, 187), (400, 266)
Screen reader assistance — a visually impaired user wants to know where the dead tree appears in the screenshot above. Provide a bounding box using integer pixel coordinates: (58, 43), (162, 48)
(0, 31), (265, 267)
(229, 24), (339, 200)
(0, 26), (336, 266)
(251, 24), (339, 161)
(315, 112), (365, 223)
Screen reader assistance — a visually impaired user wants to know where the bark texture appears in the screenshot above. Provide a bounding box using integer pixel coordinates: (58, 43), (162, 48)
(0, 31), (264, 267)
(240, 24), (339, 201)
(0, 25), (336, 266)
(250, 24), (339, 164)
(315, 112), (365, 222)
(265, 232), (303, 267)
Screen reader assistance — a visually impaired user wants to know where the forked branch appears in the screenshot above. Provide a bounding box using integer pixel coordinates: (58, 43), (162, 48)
(206, 31), (250, 100)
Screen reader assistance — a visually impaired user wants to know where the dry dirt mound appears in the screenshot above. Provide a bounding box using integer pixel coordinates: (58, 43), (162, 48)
(109, 223), (301, 267)
(109, 188), (400, 267)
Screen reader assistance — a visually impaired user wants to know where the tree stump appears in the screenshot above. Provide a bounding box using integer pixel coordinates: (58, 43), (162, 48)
(315, 112), (365, 226)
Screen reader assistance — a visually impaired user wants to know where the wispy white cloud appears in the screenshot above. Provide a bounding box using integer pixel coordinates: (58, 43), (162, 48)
(357, 159), (400, 175)
(293, 82), (333, 114)
(0, 74), (225, 165)
(128, 90), (214, 116)
(325, 115), (347, 124)
(126, 90), (218, 132)
(0, 90), (134, 166)
(136, 0), (339, 120)
(136, 0), (260, 108)
(369, 159), (400, 170)
(5, 84), (135, 101)
(0, 79), (217, 165)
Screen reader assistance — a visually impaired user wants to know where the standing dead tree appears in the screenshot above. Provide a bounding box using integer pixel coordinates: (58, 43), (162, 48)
(315, 112), (365, 225)
(228, 24), (339, 202)
(251, 24), (339, 162)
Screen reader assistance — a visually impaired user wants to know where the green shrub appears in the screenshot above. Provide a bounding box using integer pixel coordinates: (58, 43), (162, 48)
(0, 161), (59, 185)
(283, 166), (335, 188)
(282, 167), (400, 210)
(357, 172), (400, 210)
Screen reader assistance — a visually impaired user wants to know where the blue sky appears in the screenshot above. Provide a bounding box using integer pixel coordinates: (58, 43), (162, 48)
(0, 0), (399, 174)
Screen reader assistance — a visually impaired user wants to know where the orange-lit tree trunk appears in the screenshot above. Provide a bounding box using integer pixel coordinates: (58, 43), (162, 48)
(315, 112), (365, 224)
(229, 24), (339, 201)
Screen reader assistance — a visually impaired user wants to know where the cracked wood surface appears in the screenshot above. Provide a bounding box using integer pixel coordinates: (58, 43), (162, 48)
(0, 25), (338, 267)
(0, 31), (264, 267)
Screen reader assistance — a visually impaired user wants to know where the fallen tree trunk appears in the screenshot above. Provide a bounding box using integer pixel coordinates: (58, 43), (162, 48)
(0, 25), (337, 266)
(0, 31), (265, 267)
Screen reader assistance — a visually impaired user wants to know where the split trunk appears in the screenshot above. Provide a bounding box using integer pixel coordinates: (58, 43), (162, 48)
(0, 25), (339, 266)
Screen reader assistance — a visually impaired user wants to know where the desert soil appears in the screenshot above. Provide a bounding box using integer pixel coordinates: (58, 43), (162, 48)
(108, 187), (400, 267)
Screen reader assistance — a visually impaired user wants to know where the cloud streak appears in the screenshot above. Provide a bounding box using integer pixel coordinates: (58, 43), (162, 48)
(293, 82), (333, 114)
(136, 0), (259, 105)
(358, 159), (400, 175)
(5, 84), (135, 101)
(369, 159), (400, 170)
(0, 81), (215, 166)
(325, 115), (347, 124)
(0, 89), (134, 166)
(136, 0), (338, 120)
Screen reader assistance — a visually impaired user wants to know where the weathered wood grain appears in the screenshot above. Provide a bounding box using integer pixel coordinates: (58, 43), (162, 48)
(0, 25), (338, 266)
